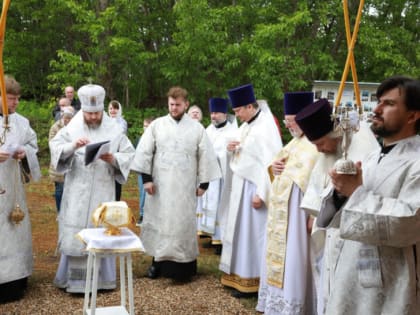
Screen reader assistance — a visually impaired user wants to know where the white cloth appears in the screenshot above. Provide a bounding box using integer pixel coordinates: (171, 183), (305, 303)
(50, 111), (135, 255)
(220, 108), (282, 290)
(49, 111), (135, 291)
(114, 116), (127, 134)
(131, 114), (221, 263)
(77, 228), (144, 252)
(222, 180), (268, 280)
(54, 254), (116, 293)
(0, 113), (40, 285)
(300, 122), (380, 314)
(197, 121), (237, 241)
(257, 184), (316, 314)
(321, 135), (420, 315)
(220, 107), (282, 274)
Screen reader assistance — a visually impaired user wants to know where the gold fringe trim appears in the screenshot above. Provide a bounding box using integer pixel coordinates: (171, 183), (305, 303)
(221, 273), (259, 293)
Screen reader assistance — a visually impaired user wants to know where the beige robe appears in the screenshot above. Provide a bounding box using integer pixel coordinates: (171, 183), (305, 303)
(265, 135), (319, 287)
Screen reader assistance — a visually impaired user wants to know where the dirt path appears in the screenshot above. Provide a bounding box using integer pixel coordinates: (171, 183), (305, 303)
(0, 174), (257, 314)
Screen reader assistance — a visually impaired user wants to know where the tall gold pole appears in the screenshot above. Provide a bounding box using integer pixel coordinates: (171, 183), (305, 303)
(335, 0), (364, 109)
(333, 0), (365, 175)
(0, 0), (11, 146)
(343, 0), (362, 112)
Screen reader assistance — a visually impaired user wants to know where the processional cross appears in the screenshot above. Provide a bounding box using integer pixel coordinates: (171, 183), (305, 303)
(332, 0), (365, 175)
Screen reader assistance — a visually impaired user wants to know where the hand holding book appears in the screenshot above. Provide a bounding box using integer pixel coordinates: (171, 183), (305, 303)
(85, 140), (111, 165)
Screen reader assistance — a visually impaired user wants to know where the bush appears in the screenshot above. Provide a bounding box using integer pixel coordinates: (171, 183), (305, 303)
(17, 99), (55, 165)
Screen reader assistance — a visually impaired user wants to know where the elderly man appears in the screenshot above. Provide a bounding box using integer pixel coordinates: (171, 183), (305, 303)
(52, 86), (81, 119)
(50, 84), (135, 293)
(220, 84), (282, 298)
(64, 85), (81, 112)
(196, 98), (237, 253)
(295, 97), (379, 314)
(187, 105), (203, 122)
(0, 76), (41, 303)
(318, 76), (420, 314)
(131, 86), (221, 282)
(53, 97), (72, 121)
(256, 92), (318, 314)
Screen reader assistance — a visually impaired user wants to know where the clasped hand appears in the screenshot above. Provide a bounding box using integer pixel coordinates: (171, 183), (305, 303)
(272, 157), (287, 176)
(0, 148), (25, 162)
(227, 140), (240, 152)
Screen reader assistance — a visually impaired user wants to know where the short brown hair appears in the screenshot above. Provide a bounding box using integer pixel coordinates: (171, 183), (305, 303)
(167, 86), (188, 101)
(1, 76), (21, 96)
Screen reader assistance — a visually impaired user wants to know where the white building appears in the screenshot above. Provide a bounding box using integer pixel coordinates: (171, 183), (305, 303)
(312, 80), (379, 112)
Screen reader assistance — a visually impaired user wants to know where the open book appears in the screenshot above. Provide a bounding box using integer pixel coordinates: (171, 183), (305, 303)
(85, 140), (111, 166)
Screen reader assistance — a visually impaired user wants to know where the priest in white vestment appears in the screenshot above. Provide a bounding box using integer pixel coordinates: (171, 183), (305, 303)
(131, 86), (221, 281)
(196, 97), (237, 252)
(0, 76), (41, 303)
(295, 98), (380, 314)
(256, 92), (318, 314)
(50, 84), (135, 293)
(317, 76), (420, 314)
(220, 84), (282, 297)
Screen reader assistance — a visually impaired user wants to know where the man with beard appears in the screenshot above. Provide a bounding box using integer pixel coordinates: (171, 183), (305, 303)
(316, 76), (420, 314)
(131, 86), (221, 282)
(196, 97), (237, 254)
(256, 92), (318, 314)
(50, 84), (135, 293)
(295, 97), (379, 314)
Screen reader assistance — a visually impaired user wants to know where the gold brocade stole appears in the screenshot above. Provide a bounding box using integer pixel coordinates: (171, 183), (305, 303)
(266, 137), (318, 288)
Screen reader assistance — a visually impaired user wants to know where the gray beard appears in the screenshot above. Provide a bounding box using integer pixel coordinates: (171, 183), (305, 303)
(87, 122), (100, 129)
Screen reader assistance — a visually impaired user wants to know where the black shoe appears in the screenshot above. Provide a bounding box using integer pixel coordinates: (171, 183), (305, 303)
(201, 241), (212, 248)
(231, 290), (257, 299)
(147, 265), (160, 279)
(214, 245), (222, 256)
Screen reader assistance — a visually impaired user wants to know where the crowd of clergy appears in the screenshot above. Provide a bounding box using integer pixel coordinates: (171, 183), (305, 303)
(1, 74), (419, 315)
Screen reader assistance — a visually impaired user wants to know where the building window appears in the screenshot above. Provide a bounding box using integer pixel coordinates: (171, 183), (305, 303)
(362, 90), (369, 102)
(315, 90), (322, 99)
(370, 93), (377, 102)
(327, 91), (335, 100)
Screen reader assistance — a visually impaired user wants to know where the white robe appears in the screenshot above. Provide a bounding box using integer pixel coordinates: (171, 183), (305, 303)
(131, 114), (221, 263)
(220, 109), (282, 292)
(320, 135), (420, 315)
(257, 184), (315, 314)
(197, 121), (237, 242)
(49, 111), (135, 292)
(0, 113), (40, 285)
(300, 122), (380, 314)
(257, 135), (318, 314)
